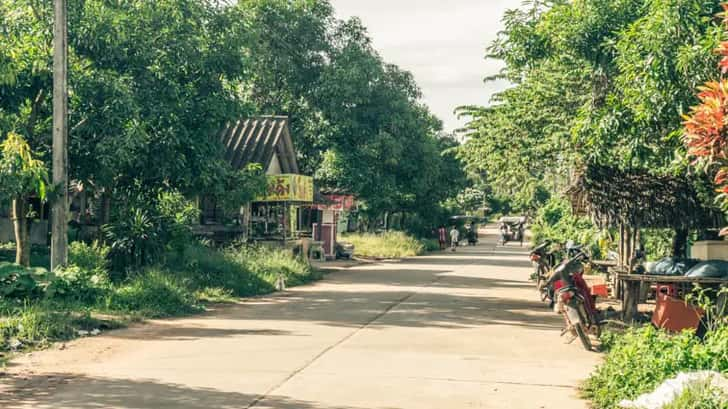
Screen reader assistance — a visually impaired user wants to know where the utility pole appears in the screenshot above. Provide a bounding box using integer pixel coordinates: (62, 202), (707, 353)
(51, 0), (68, 270)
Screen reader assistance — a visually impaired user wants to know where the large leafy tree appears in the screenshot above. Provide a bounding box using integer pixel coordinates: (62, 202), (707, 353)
(459, 0), (723, 211)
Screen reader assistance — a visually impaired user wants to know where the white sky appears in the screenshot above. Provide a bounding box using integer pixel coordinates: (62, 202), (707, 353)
(330, 0), (520, 133)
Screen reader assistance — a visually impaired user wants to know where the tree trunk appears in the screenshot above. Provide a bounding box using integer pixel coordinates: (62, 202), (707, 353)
(12, 197), (31, 267)
(672, 228), (688, 258)
(619, 224), (626, 268)
(97, 190), (112, 242)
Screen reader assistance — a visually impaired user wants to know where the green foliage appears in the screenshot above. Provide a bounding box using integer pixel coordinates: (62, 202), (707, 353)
(0, 132), (47, 202)
(104, 207), (161, 270)
(69, 241), (110, 278)
(664, 379), (728, 409)
(343, 232), (427, 259)
(104, 270), (200, 318)
(49, 265), (108, 305)
(0, 262), (47, 299)
(583, 325), (728, 409)
(530, 197), (604, 257)
(0, 300), (114, 351)
(167, 243), (318, 297)
(643, 229), (675, 261)
(459, 0), (724, 212)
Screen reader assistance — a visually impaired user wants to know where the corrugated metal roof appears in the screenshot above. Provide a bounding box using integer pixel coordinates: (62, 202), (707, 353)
(219, 116), (299, 174)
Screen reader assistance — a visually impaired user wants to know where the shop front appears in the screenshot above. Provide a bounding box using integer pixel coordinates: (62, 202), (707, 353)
(250, 174), (314, 244)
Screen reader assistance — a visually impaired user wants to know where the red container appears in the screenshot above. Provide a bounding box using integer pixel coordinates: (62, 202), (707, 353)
(652, 294), (704, 333)
(591, 284), (609, 298)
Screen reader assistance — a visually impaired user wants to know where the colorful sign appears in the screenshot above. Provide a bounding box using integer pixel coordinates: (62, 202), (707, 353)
(312, 194), (356, 211)
(257, 174), (313, 202)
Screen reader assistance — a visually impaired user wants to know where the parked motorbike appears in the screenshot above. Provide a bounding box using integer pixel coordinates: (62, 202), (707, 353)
(529, 241), (552, 292)
(541, 246), (602, 351)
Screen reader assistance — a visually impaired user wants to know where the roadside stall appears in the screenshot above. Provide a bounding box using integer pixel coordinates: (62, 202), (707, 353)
(567, 164), (726, 326)
(308, 194), (356, 260)
(250, 174), (314, 243)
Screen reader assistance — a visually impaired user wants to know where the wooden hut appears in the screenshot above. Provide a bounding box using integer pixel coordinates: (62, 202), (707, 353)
(566, 164), (721, 268)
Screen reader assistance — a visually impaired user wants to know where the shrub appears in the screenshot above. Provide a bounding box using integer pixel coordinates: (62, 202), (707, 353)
(167, 242), (317, 297)
(49, 265), (109, 304)
(663, 379), (728, 409)
(105, 270), (199, 317)
(420, 238), (441, 252)
(344, 232), (426, 259)
(583, 325), (728, 409)
(230, 246), (318, 288)
(531, 197), (606, 258)
(69, 241), (110, 278)
(0, 262), (47, 299)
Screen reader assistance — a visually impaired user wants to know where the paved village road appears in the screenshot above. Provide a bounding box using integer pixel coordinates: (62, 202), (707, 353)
(1, 228), (599, 409)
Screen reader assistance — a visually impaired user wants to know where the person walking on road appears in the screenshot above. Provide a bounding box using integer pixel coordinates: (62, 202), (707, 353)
(518, 223), (525, 247)
(438, 226), (447, 250)
(449, 226), (460, 252)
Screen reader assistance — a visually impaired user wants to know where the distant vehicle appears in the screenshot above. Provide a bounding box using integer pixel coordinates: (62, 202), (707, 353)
(498, 216), (527, 242)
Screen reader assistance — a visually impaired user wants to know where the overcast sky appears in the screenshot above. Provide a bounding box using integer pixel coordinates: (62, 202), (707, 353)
(330, 0), (520, 133)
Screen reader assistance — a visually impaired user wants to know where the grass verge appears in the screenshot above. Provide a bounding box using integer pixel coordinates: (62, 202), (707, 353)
(582, 325), (728, 409)
(0, 243), (319, 356)
(342, 231), (434, 259)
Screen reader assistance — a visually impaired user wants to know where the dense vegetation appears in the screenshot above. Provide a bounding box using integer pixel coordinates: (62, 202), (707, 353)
(0, 0), (471, 356)
(0, 0), (468, 255)
(458, 0), (723, 216)
(584, 324), (728, 408)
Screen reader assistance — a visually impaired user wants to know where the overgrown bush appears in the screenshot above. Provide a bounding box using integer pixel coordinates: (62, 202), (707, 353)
(167, 243), (318, 298)
(663, 379), (728, 409)
(0, 262), (47, 299)
(105, 270), (200, 317)
(105, 189), (199, 272)
(531, 197), (606, 258)
(344, 232), (426, 259)
(583, 325), (728, 409)
(69, 241), (110, 278)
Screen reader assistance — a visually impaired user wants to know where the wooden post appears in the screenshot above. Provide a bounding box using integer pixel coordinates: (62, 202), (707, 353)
(622, 279), (640, 323)
(51, 0), (69, 270)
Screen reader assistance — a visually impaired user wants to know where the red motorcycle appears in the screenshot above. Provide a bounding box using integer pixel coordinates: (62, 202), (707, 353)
(542, 246), (602, 351)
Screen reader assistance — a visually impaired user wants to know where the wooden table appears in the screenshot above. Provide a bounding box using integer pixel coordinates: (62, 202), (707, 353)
(616, 274), (728, 322)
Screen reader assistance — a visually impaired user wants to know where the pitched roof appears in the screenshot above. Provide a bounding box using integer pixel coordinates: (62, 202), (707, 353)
(219, 116), (299, 174)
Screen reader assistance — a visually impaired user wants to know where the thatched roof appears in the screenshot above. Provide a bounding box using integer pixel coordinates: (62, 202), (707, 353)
(567, 165), (721, 230)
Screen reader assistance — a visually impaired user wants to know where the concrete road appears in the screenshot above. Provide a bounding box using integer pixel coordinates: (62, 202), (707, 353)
(1, 228), (598, 408)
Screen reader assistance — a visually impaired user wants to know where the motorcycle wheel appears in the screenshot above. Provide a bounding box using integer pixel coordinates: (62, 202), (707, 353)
(535, 265), (546, 290)
(574, 323), (592, 351)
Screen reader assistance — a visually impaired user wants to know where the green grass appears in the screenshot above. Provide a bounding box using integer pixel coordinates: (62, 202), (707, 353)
(663, 380), (728, 409)
(343, 231), (430, 259)
(583, 325), (728, 409)
(0, 242), (320, 354)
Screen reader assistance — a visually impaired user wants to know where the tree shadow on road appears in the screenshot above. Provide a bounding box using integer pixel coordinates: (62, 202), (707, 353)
(0, 373), (391, 409)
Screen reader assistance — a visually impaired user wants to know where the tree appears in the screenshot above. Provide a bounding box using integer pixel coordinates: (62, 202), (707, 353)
(459, 0), (724, 212)
(0, 132), (48, 266)
(683, 3), (728, 229)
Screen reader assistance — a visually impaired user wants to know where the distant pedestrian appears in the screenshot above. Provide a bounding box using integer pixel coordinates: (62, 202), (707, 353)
(518, 223), (525, 247)
(438, 226), (447, 250)
(449, 226), (460, 252)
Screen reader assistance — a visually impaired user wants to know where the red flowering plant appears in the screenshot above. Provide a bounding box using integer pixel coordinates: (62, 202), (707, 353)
(683, 3), (728, 234)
